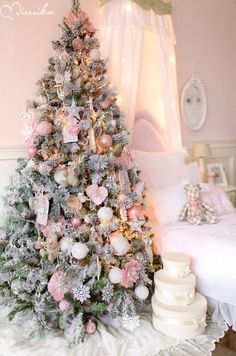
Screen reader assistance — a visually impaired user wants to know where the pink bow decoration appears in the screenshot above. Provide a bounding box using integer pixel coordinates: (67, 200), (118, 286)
(86, 184), (108, 205)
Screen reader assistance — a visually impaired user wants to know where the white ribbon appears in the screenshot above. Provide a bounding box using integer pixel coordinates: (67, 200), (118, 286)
(164, 267), (191, 278)
(156, 287), (195, 305)
(154, 313), (207, 330)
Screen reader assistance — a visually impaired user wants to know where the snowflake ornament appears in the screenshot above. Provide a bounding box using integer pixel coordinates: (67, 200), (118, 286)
(73, 284), (90, 303)
(102, 283), (114, 303)
(122, 313), (140, 331)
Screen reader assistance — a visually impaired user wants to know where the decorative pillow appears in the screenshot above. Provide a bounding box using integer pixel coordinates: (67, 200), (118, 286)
(151, 179), (189, 225)
(201, 184), (235, 215)
(134, 149), (187, 172)
(147, 161), (201, 190)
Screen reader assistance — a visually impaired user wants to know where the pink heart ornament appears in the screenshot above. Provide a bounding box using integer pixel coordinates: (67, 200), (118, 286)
(86, 184), (108, 205)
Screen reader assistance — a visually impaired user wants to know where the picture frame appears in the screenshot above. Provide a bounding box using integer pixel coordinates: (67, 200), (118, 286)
(180, 75), (207, 131)
(206, 163), (228, 186)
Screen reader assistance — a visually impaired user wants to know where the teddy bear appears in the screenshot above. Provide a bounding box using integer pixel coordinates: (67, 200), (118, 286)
(179, 184), (218, 225)
(35, 232), (60, 262)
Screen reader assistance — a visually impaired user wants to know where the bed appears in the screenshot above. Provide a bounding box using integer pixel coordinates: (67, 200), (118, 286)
(133, 113), (236, 330)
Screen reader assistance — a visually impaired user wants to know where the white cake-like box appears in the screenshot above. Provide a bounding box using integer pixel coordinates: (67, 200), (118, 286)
(162, 252), (191, 278)
(152, 252), (207, 339)
(152, 293), (207, 339)
(154, 269), (196, 306)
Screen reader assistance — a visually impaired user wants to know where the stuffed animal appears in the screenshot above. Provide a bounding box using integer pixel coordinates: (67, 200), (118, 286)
(179, 184), (218, 225)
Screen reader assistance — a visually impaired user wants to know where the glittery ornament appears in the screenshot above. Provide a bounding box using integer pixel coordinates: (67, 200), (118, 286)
(71, 217), (82, 228)
(97, 207), (113, 223)
(97, 134), (112, 150)
(103, 244), (113, 257)
(127, 204), (144, 220)
(144, 237), (153, 264)
(89, 48), (100, 60)
(71, 242), (89, 260)
(108, 267), (122, 284)
(134, 285), (149, 300)
(110, 236), (129, 256)
(37, 121), (53, 136)
(135, 252), (144, 263)
(100, 97), (112, 109)
(85, 320), (97, 335)
(60, 237), (73, 253)
(28, 147), (37, 157)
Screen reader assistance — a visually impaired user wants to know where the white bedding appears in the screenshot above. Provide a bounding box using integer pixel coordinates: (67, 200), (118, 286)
(152, 212), (236, 308)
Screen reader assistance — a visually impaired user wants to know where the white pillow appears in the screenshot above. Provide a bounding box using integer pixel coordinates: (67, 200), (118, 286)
(133, 149), (187, 189)
(201, 183), (235, 215)
(144, 162), (200, 191)
(134, 149), (187, 171)
(151, 179), (189, 225)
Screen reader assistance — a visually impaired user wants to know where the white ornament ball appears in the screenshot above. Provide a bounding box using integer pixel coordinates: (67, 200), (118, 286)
(89, 49), (100, 61)
(60, 237), (73, 253)
(134, 285), (149, 300)
(71, 243), (89, 260)
(54, 168), (68, 187)
(108, 267), (122, 284)
(97, 207), (113, 223)
(110, 236), (130, 256)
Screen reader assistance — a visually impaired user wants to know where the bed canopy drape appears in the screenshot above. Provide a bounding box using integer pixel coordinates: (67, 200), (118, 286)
(100, 0), (182, 151)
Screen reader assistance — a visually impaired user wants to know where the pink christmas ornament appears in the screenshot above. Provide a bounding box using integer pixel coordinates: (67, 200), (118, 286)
(100, 97), (112, 109)
(127, 204), (144, 220)
(59, 299), (71, 312)
(72, 37), (84, 50)
(28, 147), (37, 157)
(97, 134), (112, 150)
(86, 184), (108, 205)
(48, 271), (67, 302)
(37, 121), (53, 136)
(120, 259), (141, 288)
(40, 216), (66, 238)
(85, 320), (97, 335)
(71, 217), (82, 228)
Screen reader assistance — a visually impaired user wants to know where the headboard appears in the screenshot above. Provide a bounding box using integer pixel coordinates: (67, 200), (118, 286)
(132, 111), (167, 152)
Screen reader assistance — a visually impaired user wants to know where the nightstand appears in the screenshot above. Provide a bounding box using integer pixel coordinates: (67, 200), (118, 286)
(223, 186), (236, 207)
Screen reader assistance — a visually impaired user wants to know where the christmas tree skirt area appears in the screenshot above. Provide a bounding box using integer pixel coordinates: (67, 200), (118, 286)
(0, 307), (228, 356)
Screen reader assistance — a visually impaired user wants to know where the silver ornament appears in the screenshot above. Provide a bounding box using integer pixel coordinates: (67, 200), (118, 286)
(103, 244), (113, 257)
(144, 237), (152, 246)
(135, 252), (144, 262)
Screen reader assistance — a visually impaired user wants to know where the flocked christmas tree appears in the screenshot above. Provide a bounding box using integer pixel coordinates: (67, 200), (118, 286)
(0, 0), (157, 344)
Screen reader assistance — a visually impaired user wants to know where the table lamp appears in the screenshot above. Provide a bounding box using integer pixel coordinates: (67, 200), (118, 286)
(192, 143), (212, 182)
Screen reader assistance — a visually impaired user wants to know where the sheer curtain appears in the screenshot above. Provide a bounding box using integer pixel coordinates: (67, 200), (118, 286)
(101, 0), (182, 151)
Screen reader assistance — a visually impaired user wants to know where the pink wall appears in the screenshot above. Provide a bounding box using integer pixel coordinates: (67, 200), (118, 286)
(0, 0), (236, 146)
(171, 0), (236, 143)
(0, 0), (100, 146)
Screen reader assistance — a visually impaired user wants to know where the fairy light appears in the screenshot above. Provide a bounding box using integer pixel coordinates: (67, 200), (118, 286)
(125, 2), (132, 12)
(169, 55), (176, 65)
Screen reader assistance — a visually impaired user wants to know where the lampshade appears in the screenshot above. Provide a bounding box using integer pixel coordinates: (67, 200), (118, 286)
(191, 143), (212, 158)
